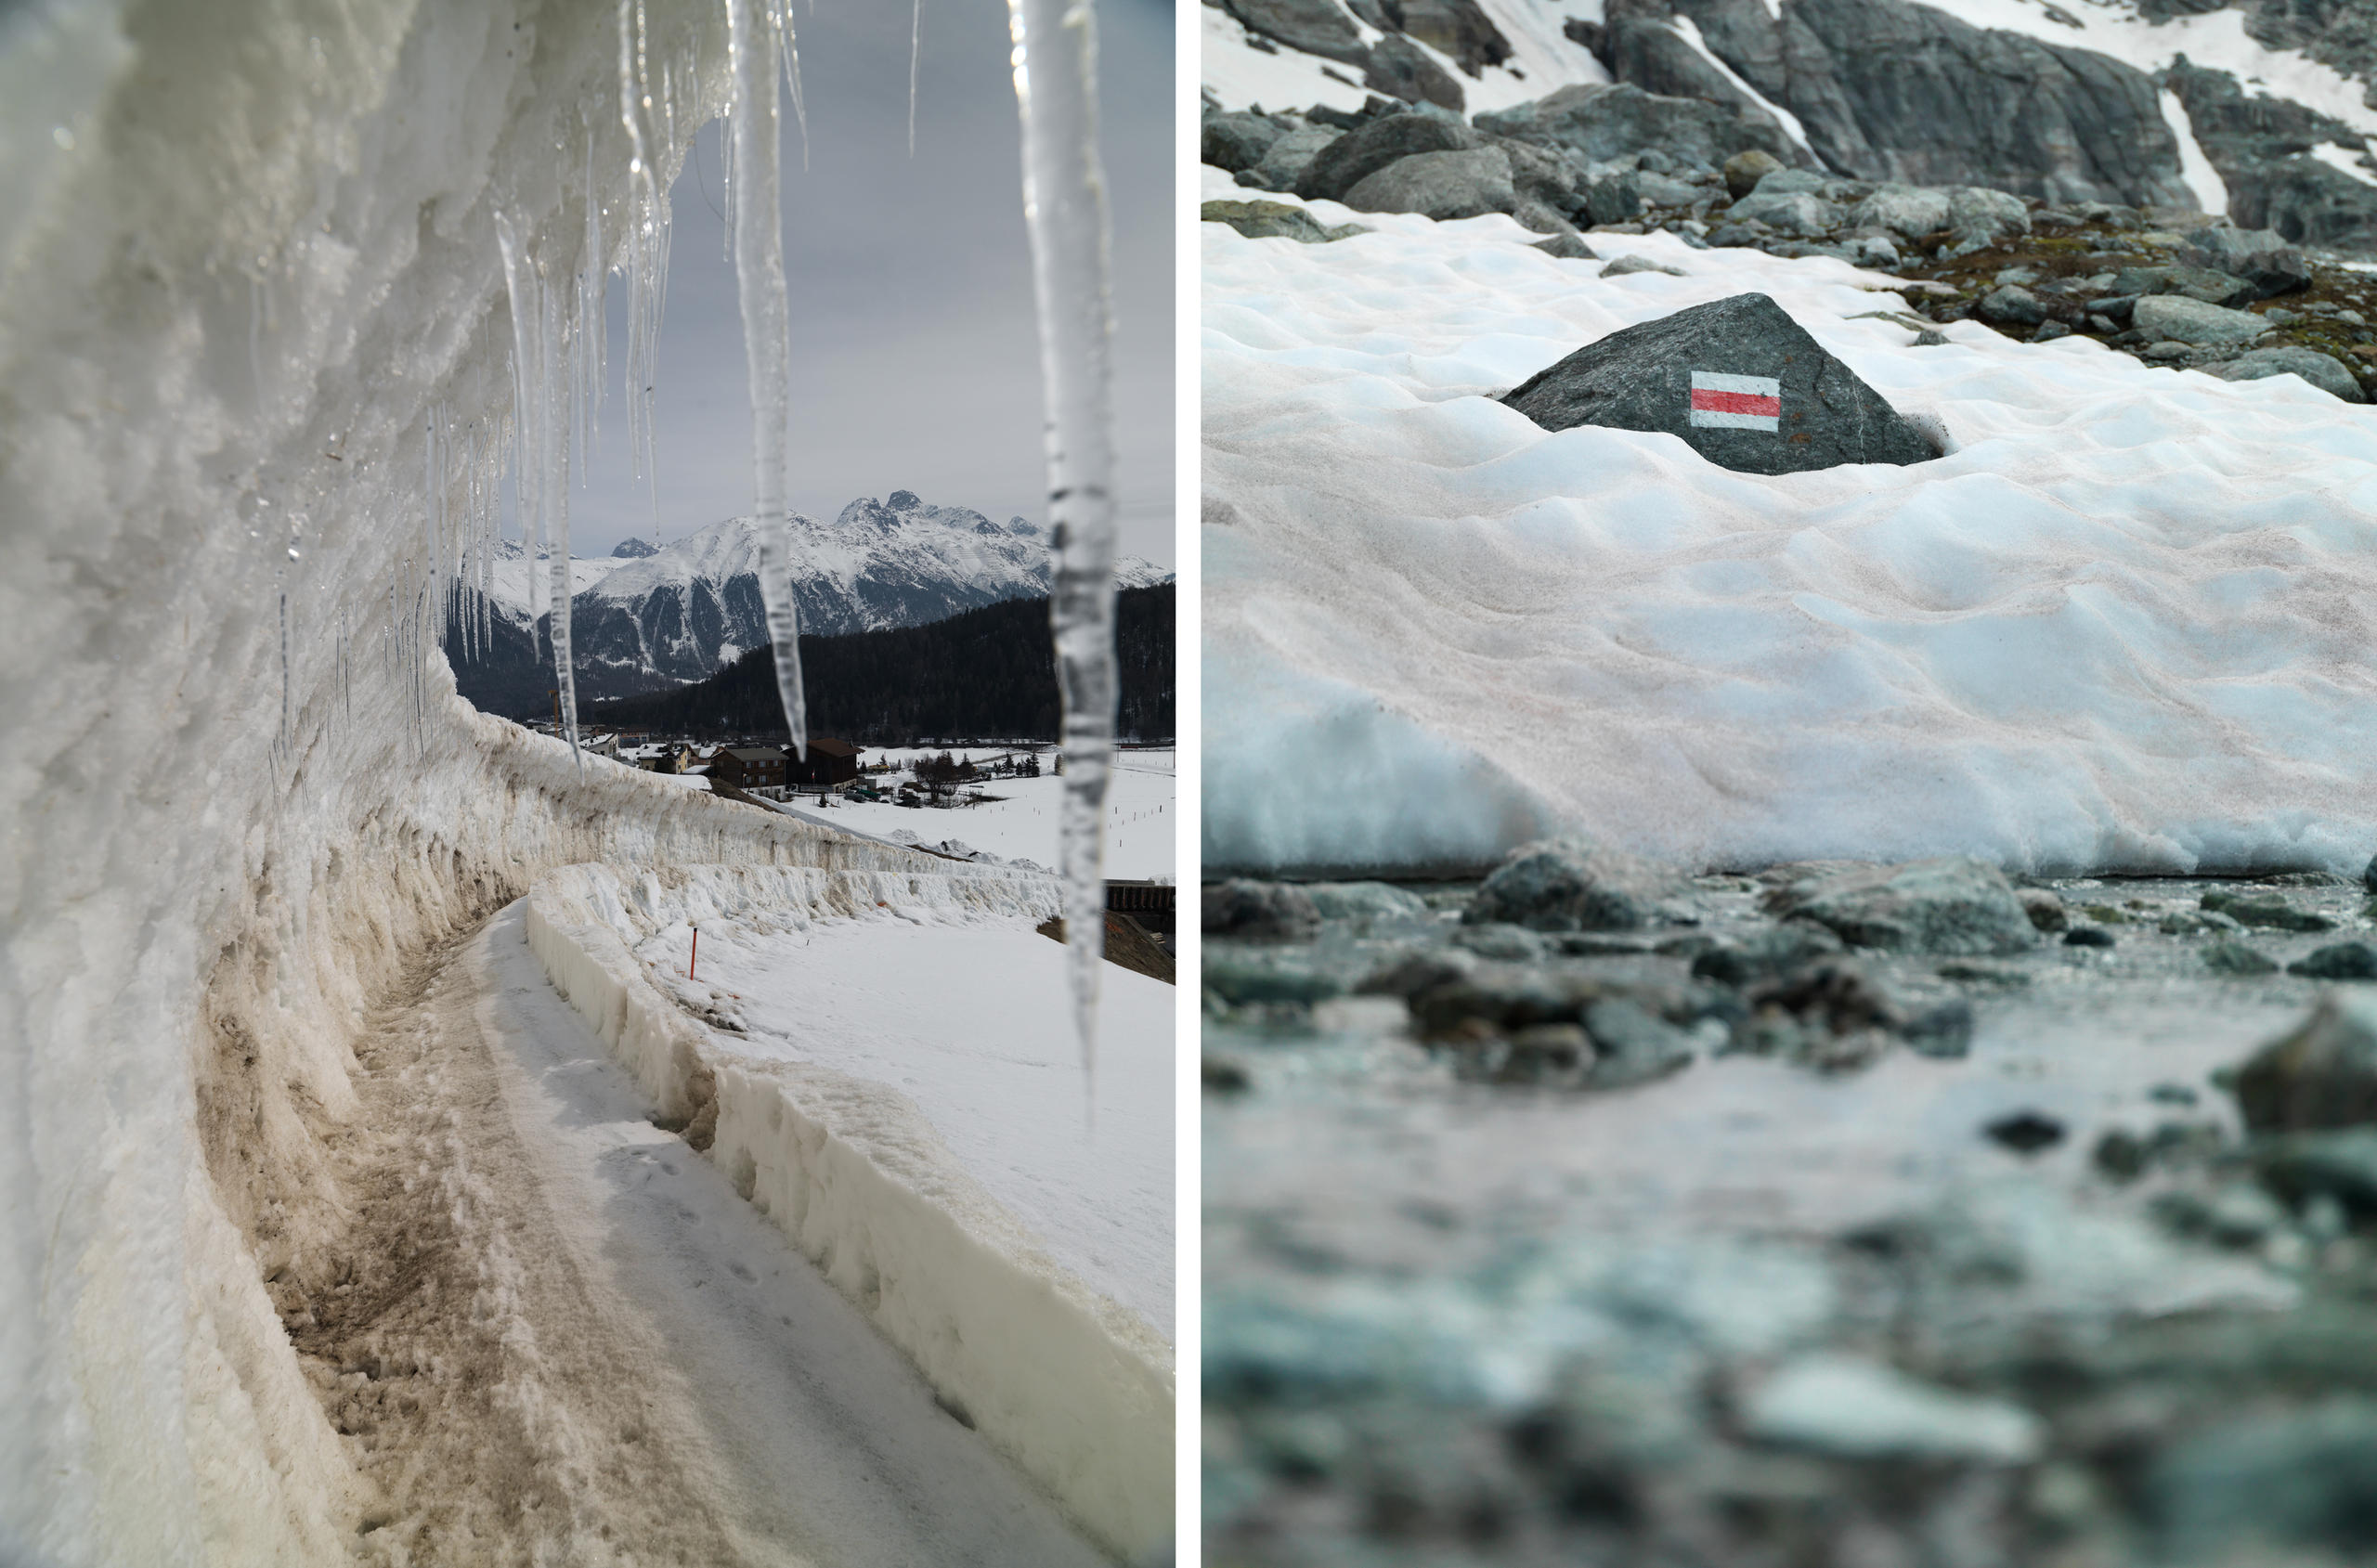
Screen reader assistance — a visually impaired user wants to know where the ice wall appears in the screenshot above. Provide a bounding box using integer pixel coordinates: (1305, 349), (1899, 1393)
(0, 1), (1061, 1560)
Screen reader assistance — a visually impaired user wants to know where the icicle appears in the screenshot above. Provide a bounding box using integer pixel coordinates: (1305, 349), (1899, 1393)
(729, 0), (810, 760)
(767, 0), (811, 170)
(908, 0), (921, 157)
(544, 266), (583, 771)
(1007, 0), (1119, 1091)
(618, 0), (674, 516)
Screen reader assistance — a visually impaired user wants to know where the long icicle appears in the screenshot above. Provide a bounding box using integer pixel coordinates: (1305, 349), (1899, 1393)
(908, 0), (921, 157)
(1007, 0), (1118, 1096)
(729, 0), (809, 761)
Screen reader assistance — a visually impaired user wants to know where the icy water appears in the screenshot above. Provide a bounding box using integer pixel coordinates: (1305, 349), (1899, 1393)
(1203, 872), (2377, 1568)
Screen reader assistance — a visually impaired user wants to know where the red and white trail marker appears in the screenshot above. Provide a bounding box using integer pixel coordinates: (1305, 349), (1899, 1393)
(1689, 370), (1781, 432)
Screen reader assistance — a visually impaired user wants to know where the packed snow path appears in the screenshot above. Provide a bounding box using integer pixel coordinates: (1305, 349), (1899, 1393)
(291, 900), (1105, 1567)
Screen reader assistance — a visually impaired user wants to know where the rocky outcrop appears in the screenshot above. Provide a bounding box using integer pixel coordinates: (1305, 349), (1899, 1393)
(2162, 59), (2377, 253)
(1478, 81), (1803, 172)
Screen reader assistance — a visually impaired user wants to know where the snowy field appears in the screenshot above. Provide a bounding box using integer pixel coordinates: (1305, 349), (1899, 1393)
(788, 747), (1176, 879)
(1202, 171), (2377, 877)
(639, 906), (1176, 1333)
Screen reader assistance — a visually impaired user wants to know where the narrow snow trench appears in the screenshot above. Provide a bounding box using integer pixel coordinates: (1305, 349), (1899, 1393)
(275, 901), (1105, 1567)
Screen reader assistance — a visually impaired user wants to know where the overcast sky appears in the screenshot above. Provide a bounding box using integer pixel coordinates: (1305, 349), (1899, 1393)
(565, 0), (1174, 565)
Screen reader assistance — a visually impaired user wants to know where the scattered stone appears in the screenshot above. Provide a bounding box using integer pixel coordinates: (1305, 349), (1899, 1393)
(1599, 253), (1685, 279)
(1342, 148), (1516, 220)
(1912, 327), (1950, 345)
(1723, 148), (1785, 201)
(1235, 125), (1339, 192)
(1496, 1022), (1597, 1085)
(1947, 185), (2031, 250)
(1204, 948), (1344, 1006)
(1203, 111), (1288, 174)
(1354, 949), (1474, 999)
(1743, 1354), (2043, 1463)
(1500, 292), (1937, 474)
(1464, 837), (1663, 931)
(2150, 1183), (2289, 1249)
(1201, 199), (1370, 243)
(1204, 1055), (1253, 1093)
(2150, 1082), (2201, 1106)
(1977, 284), (2046, 326)
(2203, 940), (2280, 976)
(1205, 878), (1324, 940)
(1305, 881), (1434, 926)
(1847, 183), (1953, 238)
(2292, 942), (2377, 980)
(1579, 997), (1697, 1088)
(2132, 293), (2272, 346)
(2231, 991), (2377, 1132)
(1451, 922), (1547, 962)
(1726, 188), (1840, 237)
(1986, 1111), (2066, 1154)
(1691, 923), (1847, 986)
(2161, 908), (2243, 934)
(1584, 171), (1643, 227)
(2111, 263), (2257, 306)
(2018, 888), (2069, 933)
(1764, 857), (2038, 955)
(2063, 926), (2116, 949)
(1937, 960), (2029, 985)
(1532, 232), (1598, 260)
(2207, 344), (2367, 403)
(1477, 81), (1797, 173)
(1294, 112), (1480, 203)
(1903, 1000), (1977, 1058)
(2176, 224), (2313, 299)
(2205, 891), (2334, 932)
(2254, 1127), (2377, 1215)
(2095, 1128), (2150, 1181)
(2032, 319), (2072, 343)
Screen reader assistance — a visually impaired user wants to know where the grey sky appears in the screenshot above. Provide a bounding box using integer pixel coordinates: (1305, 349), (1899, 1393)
(566, 0), (1175, 565)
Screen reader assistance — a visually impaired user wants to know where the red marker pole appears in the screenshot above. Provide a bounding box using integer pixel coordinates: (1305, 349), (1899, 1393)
(690, 923), (698, 982)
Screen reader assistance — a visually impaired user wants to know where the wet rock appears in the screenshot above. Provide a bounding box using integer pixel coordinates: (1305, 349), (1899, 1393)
(2095, 1128), (2150, 1181)
(1205, 950), (1344, 1006)
(1363, 33), (1466, 112)
(2161, 908), (2244, 934)
(1583, 171), (1642, 227)
(1496, 1022), (1596, 1085)
(1305, 881), (1433, 926)
(1692, 923), (1847, 986)
(2203, 940), (2280, 975)
(1295, 112), (1480, 203)
(1724, 148), (1784, 201)
(2063, 926), (2115, 949)
(1500, 292), (1937, 474)
(2150, 1399), (2377, 1561)
(2150, 1183), (2289, 1249)
(1743, 1355), (2043, 1463)
(2204, 890), (2334, 932)
(1451, 922), (1548, 962)
(1532, 232), (1599, 260)
(1216, 0), (1370, 66)
(1734, 962), (1909, 1071)
(1205, 877), (1324, 940)
(2232, 991), (2377, 1132)
(1936, 960), (2029, 986)
(2208, 344), (2366, 402)
(2150, 1082), (2201, 1107)
(2132, 293), (2272, 346)
(1464, 837), (1662, 932)
(1599, 253), (1683, 279)
(1579, 997), (1696, 1087)
(2291, 941), (2377, 980)
(2365, 853), (2377, 893)
(1903, 1000), (1977, 1059)
(1234, 125), (1339, 192)
(1204, 1055), (1253, 1093)
(1203, 111), (1287, 173)
(1764, 857), (2038, 955)
(1341, 148), (1515, 220)
(1354, 948), (1475, 999)
(2111, 263), (2258, 306)
(1201, 200), (1369, 243)
(2018, 887), (2069, 933)
(1409, 972), (1593, 1038)
(1948, 185), (2032, 250)
(1986, 1111), (2066, 1154)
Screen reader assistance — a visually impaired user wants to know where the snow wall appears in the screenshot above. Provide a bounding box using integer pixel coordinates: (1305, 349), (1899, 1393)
(0, 1), (1131, 1561)
(523, 862), (1174, 1558)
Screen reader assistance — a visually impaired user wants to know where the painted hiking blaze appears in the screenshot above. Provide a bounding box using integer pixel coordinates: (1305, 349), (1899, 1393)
(1689, 371), (1782, 432)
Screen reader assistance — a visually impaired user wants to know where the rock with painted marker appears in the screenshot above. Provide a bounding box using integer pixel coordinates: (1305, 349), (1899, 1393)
(1500, 292), (1939, 473)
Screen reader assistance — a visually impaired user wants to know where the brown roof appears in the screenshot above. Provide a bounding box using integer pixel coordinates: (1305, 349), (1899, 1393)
(722, 746), (786, 763)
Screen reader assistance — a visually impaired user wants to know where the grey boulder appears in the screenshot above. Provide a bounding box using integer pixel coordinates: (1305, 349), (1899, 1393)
(1342, 148), (1515, 221)
(1203, 112), (1287, 174)
(1200, 200), (1368, 244)
(1762, 858), (2038, 956)
(2133, 294), (2271, 346)
(1296, 112), (1479, 202)
(2208, 344), (2366, 403)
(1500, 292), (1937, 474)
(1847, 184), (1954, 238)
(2179, 223), (2313, 299)
(1478, 82), (1799, 173)
(1234, 126), (1339, 193)
(1464, 837), (1666, 932)
(2231, 991), (2377, 1133)
(1726, 188), (1841, 236)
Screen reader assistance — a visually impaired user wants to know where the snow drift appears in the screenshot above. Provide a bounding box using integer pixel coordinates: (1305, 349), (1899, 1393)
(1201, 173), (2377, 877)
(523, 862), (1174, 1558)
(0, 1), (1138, 1561)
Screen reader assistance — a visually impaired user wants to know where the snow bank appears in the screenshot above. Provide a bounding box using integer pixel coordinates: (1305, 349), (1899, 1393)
(1202, 173), (2377, 877)
(523, 863), (1172, 1560)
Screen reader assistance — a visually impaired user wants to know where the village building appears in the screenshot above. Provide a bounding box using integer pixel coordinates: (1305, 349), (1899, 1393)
(711, 746), (790, 790)
(789, 737), (862, 787)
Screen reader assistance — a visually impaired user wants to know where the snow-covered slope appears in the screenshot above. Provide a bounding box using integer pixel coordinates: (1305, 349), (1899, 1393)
(486, 495), (1172, 687)
(1201, 172), (2377, 876)
(484, 537), (627, 615)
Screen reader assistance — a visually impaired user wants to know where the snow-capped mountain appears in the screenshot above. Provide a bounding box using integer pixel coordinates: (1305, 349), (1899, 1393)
(462, 490), (1171, 696)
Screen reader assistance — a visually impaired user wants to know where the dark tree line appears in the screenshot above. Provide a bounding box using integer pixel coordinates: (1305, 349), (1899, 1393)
(575, 583), (1174, 744)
